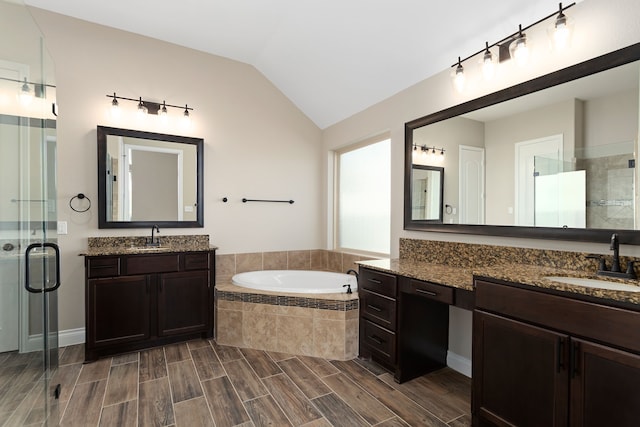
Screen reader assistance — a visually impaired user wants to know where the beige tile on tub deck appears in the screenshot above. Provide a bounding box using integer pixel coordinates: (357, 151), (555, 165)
(216, 253), (236, 282)
(311, 249), (328, 271)
(216, 309), (244, 347)
(277, 316), (314, 355)
(313, 319), (346, 360)
(236, 252), (263, 273)
(264, 251), (288, 270)
(288, 250), (311, 270)
(243, 311), (279, 352)
(327, 251), (342, 272)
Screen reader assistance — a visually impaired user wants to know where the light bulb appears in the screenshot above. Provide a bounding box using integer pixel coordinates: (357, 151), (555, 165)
(549, 4), (573, 51)
(452, 57), (465, 93)
(481, 42), (495, 81)
(18, 78), (33, 106)
(110, 93), (120, 118)
(511, 26), (529, 67)
(137, 97), (148, 118)
(182, 104), (191, 128)
(159, 101), (168, 124)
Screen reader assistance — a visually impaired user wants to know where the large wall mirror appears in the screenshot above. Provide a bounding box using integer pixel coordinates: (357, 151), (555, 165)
(97, 126), (204, 228)
(405, 42), (640, 244)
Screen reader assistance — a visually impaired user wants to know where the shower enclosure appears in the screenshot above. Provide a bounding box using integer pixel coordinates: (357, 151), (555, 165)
(0, 0), (60, 425)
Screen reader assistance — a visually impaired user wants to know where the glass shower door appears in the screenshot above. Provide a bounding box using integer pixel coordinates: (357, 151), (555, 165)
(0, 0), (60, 425)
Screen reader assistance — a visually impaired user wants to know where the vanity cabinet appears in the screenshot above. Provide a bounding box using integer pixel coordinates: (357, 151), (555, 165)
(85, 250), (215, 361)
(473, 278), (640, 427)
(358, 268), (398, 371)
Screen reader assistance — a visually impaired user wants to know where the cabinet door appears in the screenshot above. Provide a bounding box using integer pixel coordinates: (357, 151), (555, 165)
(157, 270), (210, 336)
(570, 338), (640, 427)
(473, 310), (569, 427)
(88, 276), (150, 347)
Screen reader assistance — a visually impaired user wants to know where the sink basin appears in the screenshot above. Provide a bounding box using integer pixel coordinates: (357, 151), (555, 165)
(545, 276), (640, 292)
(126, 246), (167, 252)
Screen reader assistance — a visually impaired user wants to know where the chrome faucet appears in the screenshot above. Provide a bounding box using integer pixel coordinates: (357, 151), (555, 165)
(147, 225), (160, 247)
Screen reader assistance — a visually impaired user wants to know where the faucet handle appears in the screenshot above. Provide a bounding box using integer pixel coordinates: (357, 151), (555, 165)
(626, 261), (636, 278)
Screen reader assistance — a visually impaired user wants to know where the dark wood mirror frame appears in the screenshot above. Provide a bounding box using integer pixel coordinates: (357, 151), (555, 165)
(97, 126), (204, 229)
(404, 42), (640, 244)
(411, 164), (444, 223)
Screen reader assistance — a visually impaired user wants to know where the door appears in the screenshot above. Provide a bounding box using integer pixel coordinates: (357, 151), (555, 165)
(473, 311), (569, 427)
(459, 145), (485, 224)
(0, 1), (60, 422)
(157, 270), (209, 336)
(570, 338), (640, 427)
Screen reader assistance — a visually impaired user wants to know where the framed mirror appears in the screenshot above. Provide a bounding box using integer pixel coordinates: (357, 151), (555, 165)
(411, 165), (444, 222)
(97, 126), (204, 228)
(404, 42), (640, 244)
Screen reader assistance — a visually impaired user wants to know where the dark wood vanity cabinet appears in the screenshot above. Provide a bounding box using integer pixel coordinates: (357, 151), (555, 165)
(85, 251), (215, 361)
(358, 268), (398, 371)
(473, 278), (640, 427)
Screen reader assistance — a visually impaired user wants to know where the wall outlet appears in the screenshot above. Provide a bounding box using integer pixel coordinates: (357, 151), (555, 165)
(57, 221), (68, 235)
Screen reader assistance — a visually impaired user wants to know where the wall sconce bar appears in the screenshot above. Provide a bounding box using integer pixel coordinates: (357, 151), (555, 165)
(106, 93), (194, 115)
(450, 2), (576, 68)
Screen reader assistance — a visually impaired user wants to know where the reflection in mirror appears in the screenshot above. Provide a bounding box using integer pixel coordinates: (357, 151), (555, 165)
(411, 165), (443, 222)
(98, 126), (204, 228)
(405, 43), (640, 243)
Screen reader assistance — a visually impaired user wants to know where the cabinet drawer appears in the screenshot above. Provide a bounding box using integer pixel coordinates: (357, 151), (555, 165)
(125, 254), (181, 275)
(360, 289), (396, 330)
(361, 319), (396, 364)
(87, 257), (120, 278)
(184, 253), (209, 271)
(360, 268), (397, 298)
(402, 278), (454, 305)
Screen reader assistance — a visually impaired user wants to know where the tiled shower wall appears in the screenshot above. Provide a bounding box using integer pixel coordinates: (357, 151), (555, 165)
(215, 249), (376, 283)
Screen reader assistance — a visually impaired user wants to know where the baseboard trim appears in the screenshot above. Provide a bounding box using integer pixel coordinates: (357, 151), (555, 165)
(59, 328), (85, 347)
(447, 351), (471, 378)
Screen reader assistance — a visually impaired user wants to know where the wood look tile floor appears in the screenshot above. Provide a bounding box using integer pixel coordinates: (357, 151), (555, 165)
(3, 340), (471, 426)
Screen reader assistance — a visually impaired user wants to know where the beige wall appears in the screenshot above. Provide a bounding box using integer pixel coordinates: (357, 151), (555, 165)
(29, 8), (323, 332)
(322, 0), (640, 363)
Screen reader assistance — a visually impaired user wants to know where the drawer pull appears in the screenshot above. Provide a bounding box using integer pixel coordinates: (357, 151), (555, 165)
(415, 289), (438, 297)
(90, 265), (116, 270)
(367, 304), (382, 312)
(368, 278), (382, 284)
(368, 335), (385, 345)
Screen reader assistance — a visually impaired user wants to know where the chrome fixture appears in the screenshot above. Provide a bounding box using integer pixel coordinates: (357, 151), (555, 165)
(451, 2), (576, 92)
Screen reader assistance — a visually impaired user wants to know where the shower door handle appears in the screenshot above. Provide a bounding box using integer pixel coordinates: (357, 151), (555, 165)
(25, 242), (61, 293)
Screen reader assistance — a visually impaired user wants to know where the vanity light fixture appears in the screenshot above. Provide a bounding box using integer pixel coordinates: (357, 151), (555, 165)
(413, 144), (445, 164)
(550, 3), (574, 51)
(106, 93), (194, 121)
(452, 57), (466, 93)
(182, 104), (191, 127)
(19, 78), (33, 106)
(451, 2), (576, 92)
(480, 42), (495, 81)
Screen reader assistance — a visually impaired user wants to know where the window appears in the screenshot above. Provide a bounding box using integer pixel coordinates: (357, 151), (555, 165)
(335, 137), (391, 255)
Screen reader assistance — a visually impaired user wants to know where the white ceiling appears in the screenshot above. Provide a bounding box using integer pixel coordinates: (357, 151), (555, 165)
(25, 0), (568, 128)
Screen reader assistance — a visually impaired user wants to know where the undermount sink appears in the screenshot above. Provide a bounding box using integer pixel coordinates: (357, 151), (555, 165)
(126, 246), (167, 252)
(545, 276), (640, 292)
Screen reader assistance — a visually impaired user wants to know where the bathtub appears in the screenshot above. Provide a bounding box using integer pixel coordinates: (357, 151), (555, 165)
(232, 270), (357, 294)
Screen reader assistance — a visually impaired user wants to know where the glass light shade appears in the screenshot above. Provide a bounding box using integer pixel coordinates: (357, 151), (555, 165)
(18, 79), (33, 106)
(510, 34), (529, 67)
(481, 50), (496, 81)
(548, 12), (574, 51)
(452, 63), (465, 93)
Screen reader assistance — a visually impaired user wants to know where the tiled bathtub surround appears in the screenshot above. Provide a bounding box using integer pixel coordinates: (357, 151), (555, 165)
(216, 249), (374, 283)
(215, 284), (359, 360)
(214, 249), (370, 361)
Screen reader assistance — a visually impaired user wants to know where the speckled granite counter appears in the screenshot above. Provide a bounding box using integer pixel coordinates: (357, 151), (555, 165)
(358, 258), (640, 306)
(81, 235), (216, 256)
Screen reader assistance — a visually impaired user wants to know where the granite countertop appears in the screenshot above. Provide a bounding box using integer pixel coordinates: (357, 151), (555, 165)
(80, 234), (216, 257)
(358, 258), (640, 306)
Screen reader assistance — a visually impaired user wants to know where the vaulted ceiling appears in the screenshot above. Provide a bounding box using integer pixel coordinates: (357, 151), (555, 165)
(25, 0), (566, 128)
